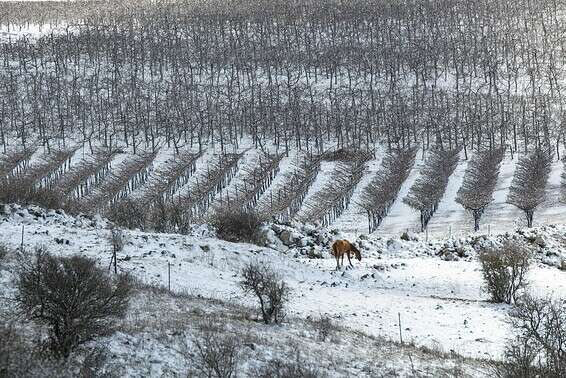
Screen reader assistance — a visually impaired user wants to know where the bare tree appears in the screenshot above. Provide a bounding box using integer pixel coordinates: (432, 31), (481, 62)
(240, 261), (291, 324)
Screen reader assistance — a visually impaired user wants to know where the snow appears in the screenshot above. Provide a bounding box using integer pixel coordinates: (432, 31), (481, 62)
(3, 204), (566, 367)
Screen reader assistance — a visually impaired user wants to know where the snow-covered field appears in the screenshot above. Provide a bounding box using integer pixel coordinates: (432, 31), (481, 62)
(2, 203), (566, 374)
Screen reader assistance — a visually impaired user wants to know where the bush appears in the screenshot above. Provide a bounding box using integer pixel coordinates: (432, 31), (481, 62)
(240, 262), (290, 324)
(478, 240), (532, 304)
(15, 248), (132, 358)
(311, 315), (335, 342)
(0, 181), (62, 210)
(494, 295), (566, 377)
(190, 322), (241, 378)
(252, 351), (324, 378)
(210, 209), (264, 243)
(106, 199), (146, 231)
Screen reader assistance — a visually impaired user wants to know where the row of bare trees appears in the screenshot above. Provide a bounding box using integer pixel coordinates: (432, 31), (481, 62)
(359, 148), (417, 233)
(404, 149), (461, 231)
(456, 148), (505, 231)
(0, 0), (564, 156)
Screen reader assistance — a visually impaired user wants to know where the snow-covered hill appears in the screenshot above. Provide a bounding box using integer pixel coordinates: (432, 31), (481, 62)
(2, 203), (566, 371)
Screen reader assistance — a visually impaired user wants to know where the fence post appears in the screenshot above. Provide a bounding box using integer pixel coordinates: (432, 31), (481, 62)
(168, 262), (171, 292)
(398, 312), (403, 344)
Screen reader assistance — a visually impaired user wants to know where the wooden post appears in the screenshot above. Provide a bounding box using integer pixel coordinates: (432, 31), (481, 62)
(168, 262), (171, 292)
(398, 312), (403, 344)
(113, 248), (117, 274)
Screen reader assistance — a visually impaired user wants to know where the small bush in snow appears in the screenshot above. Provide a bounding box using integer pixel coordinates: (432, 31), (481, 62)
(190, 322), (241, 378)
(240, 261), (290, 324)
(251, 351), (324, 378)
(478, 240), (532, 304)
(210, 209), (264, 243)
(494, 295), (566, 378)
(312, 315), (335, 342)
(15, 247), (132, 358)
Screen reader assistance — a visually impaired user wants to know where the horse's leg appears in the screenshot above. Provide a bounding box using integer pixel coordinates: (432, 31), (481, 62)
(341, 254), (344, 269)
(347, 251), (353, 267)
(335, 254), (340, 270)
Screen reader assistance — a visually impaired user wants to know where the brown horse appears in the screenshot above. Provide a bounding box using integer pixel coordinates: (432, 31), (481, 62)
(331, 239), (362, 270)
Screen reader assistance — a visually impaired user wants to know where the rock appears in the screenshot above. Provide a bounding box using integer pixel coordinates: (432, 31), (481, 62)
(200, 245), (210, 252)
(400, 232), (410, 241)
(279, 230), (293, 245)
(534, 235), (546, 248)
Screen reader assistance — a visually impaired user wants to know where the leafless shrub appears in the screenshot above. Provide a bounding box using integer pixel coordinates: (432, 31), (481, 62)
(107, 199), (146, 231)
(209, 208), (265, 243)
(404, 148), (460, 231)
(240, 261), (291, 324)
(508, 149), (552, 228)
(478, 240), (532, 304)
(311, 315), (335, 342)
(360, 148), (416, 233)
(251, 351), (325, 378)
(189, 322), (241, 378)
(456, 148), (504, 231)
(15, 248), (133, 358)
(0, 180), (63, 210)
(494, 295), (566, 378)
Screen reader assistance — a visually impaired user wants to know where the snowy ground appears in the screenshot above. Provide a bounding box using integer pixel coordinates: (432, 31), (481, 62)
(2, 204), (566, 371)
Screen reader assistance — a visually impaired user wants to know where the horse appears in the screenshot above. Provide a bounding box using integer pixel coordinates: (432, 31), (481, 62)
(331, 239), (362, 270)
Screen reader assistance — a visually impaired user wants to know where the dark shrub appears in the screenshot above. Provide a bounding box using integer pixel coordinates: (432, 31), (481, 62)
(240, 261), (290, 324)
(107, 199), (146, 230)
(15, 248), (132, 358)
(210, 209), (264, 243)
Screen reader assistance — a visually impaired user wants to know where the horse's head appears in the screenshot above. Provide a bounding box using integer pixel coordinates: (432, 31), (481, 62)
(351, 244), (362, 261)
